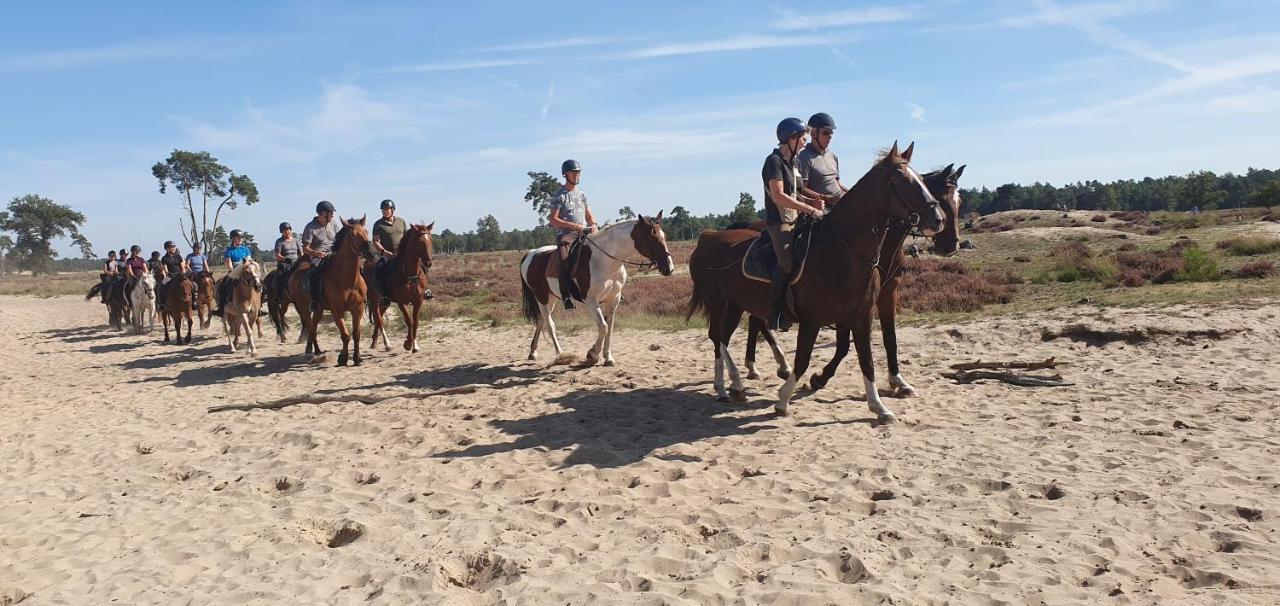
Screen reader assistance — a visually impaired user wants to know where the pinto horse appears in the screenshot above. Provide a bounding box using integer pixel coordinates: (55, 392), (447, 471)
(192, 272), (215, 330)
(742, 164), (967, 395)
(221, 259), (264, 355)
(286, 217), (378, 366)
(365, 222), (435, 353)
(160, 273), (195, 345)
(519, 214), (674, 366)
(686, 142), (944, 421)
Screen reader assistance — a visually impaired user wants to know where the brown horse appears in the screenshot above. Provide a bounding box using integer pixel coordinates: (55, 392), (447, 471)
(85, 279), (127, 331)
(365, 222), (435, 353)
(159, 273), (195, 344)
(221, 259), (264, 355)
(743, 164), (967, 395)
(286, 217), (378, 366)
(686, 142), (944, 421)
(263, 266), (292, 343)
(193, 272), (215, 330)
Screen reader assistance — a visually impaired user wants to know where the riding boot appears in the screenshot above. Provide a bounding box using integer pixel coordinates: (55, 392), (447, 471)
(559, 267), (576, 311)
(308, 265), (325, 313)
(768, 269), (792, 332)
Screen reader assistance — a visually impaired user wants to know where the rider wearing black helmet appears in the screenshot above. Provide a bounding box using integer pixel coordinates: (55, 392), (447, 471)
(763, 118), (825, 331)
(302, 200), (340, 311)
(797, 112), (848, 209)
(160, 240), (185, 279)
(370, 198), (417, 306)
(547, 159), (597, 311)
(212, 229), (253, 316)
(274, 222), (302, 270)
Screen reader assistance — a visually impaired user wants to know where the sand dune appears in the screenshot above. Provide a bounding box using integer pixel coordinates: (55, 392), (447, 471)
(1, 295), (1277, 604)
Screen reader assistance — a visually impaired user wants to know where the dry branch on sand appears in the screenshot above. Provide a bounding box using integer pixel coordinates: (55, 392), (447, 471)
(942, 370), (1073, 387)
(949, 358), (1060, 371)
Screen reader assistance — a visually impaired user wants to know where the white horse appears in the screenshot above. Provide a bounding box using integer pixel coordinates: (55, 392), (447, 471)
(130, 272), (156, 334)
(221, 259), (264, 356)
(519, 215), (675, 366)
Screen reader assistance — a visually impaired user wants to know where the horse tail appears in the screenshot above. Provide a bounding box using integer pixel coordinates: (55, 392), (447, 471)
(519, 253), (540, 323)
(86, 283), (103, 301)
(685, 284), (706, 322)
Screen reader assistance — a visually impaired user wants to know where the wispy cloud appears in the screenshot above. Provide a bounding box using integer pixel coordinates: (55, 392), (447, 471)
(626, 33), (854, 59)
(776, 7), (913, 30)
(540, 81), (555, 120)
(480, 36), (618, 52)
(0, 41), (194, 72)
(907, 102), (926, 123)
(382, 58), (535, 73)
(1003, 0), (1189, 72)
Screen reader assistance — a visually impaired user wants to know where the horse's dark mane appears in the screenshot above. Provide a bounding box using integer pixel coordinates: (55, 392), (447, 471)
(333, 221), (359, 252)
(395, 224), (422, 257)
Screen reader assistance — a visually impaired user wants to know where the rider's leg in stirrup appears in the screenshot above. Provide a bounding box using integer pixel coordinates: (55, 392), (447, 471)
(765, 222), (794, 332)
(557, 239), (575, 311)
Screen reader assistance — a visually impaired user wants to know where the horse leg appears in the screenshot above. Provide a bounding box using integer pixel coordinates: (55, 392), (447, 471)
(243, 311), (257, 356)
(226, 306), (238, 352)
(528, 304), (544, 360)
(707, 298), (729, 402)
(720, 306), (748, 402)
(745, 316), (761, 380)
(334, 310), (351, 367)
(163, 311), (171, 343)
(777, 323), (820, 416)
(584, 300), (607, 365)
(879, 291), (916, 398)
(601, 294), (621, 366)
(184, 313), (192, 344)
(353, 304), (364, 366)
(401, 301), (418, 352)
(853, 314), (894, 423)
(810, 327), (850, 392)
(541, 303), (564, 357)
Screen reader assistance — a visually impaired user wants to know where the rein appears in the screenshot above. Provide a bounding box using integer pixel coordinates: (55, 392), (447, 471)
(582, 230), (658, 271)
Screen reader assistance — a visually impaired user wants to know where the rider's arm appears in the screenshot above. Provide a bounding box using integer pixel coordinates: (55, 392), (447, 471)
(768, 179), (822, 217)
(274, 243), (287, 263)
(302, 238), (325, 259)
(548, 208), (581, 232)
(224, 254), (233, 271)
(584, 206), (597, 231)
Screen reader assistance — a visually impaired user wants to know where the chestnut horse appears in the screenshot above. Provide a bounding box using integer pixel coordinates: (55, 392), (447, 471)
(686, 142), (944, 421)
(222, 259), (264, 355)
(286, 217), (377, 366)
(365, 222), (435, 353)
(193, 272), (215, 330)
(519, 215), (674, 366)
(742, 164), (967, 396)
(160, 272), (195, 345)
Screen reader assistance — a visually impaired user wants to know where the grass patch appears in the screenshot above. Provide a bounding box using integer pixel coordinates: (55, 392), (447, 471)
(1234, 260), (1276, 279)
(1175, 245), (1222, 282)
(1215, 235), (1280, 256)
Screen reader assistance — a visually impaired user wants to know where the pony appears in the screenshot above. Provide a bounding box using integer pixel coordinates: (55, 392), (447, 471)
(519, 214), (674, 366)
(686, 142), (944, 421)
(192, 272), (216, 330)
(286, 217), (378, 366)
(129, 271), (157, 334)
(160, 272), (195, 345)
(221, 258), (264, 355)
(365, 222), (435, 353)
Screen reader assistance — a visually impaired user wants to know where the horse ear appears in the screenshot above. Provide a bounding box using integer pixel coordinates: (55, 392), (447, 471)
(638, 214), (648, 224)
(902, 141), (915, 163)
(888, 141), (900, 159)
(953, 164), (966, 181)
(942, 163), (954, 177)
(655, 209), (664, 222)
(425, 222), (434, 233)
(359, 214), (367, 226)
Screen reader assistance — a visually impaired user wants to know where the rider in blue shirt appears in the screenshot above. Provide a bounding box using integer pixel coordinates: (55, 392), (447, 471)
(213, 230), (254, 316)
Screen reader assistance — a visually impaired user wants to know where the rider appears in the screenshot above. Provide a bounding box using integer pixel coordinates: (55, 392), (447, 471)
(157, 241), (186, 306)
(370, 199), (414, 306)
(186, 242), (209, 300)
(547, 159), (597, 311)
(273, 221), (302, 301)
(212, 229), (253, 317)
(99, 250), (120, 303)
(303, 200), (340, 312)
(796, 112), (848, 209)
(121, 245), (147, 311)
(147, 250), (163, 275)
(764, 118), (825, 332)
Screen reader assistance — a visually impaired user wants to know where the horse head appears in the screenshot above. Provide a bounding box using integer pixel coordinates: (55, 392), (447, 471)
(241, 259), (262, 291)
(340, 215), (379, 264)
(407, 222), (435, 271)
(923, 163), (966, 256)
(140, 272), (157, 301)
(863, 141), (946, 236)
(631, 210), (675, 276)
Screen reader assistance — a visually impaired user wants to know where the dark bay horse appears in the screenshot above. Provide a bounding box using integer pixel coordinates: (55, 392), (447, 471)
(365, 222), (434, 353)
(263, 266), (292, 343)
(743, 164), (967, 396)
(160, 272), (195, 344)
(85, 279), (127, 331)
(686, 142), (944, 421)
(286, 217), (378, 366)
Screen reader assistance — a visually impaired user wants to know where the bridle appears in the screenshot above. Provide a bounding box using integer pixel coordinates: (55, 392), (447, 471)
(581, 226), (668, 272)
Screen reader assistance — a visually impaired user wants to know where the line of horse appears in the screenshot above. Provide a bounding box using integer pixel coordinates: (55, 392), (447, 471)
(83, 142), (964, 422)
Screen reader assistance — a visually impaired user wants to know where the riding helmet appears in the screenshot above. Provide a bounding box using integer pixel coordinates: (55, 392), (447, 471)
(561, 159), (582, 174)
(279, 222), (292, 233)
(130, 244), (141, 253)
(164, 240), (175, 249)
(380, 199), (396, 210)
(316, 200), (336, 214)
(807, 112), (836, 131)
(229, 229), (243, 239)
(776, 117), (808, 143)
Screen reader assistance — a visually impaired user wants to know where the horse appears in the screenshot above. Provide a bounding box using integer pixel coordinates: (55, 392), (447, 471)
(221, 258), (264, 355)
(129, 271), (157, 334)
(160, 272), (195, 345)
(263, 265), (292, 343)
(286, 217), (378, 366)
(365, 222), (435, 353)
(519, 214), (674, 366)
(85, 278), (128, 331)
(686, 142), (944, 421)
(741, 164), (967, 395)
(192, 272), (216, 330)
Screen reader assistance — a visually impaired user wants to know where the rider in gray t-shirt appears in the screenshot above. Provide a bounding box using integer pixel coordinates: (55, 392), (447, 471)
(795, 112), (848, 209)
(547, 159), (597, 311)
(302, 200), (340, 310)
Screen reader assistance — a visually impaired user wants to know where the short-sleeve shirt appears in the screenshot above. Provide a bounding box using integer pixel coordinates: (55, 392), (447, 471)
(301, 218), (338, 260)
(161, 252), (184, 275)
(224, 244), (252, 265)
(549, 186), (589, 238)
(372, 216), (408, 253)
(124, 256), (147, 277)
(797, 144), (842, 198)
(762, 149), (799, 225)
(103, 259), (119, 274)
(274, 236), (302, 265)
(186, 253), (208, 274)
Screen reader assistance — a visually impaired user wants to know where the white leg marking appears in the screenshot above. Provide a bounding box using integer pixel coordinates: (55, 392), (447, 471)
(776, 374), (798, 415)
(714, 347), (728, 401)
(890, 373), (918, 398)
(719, 343), (746, 400)
(866, 376), (896, 422)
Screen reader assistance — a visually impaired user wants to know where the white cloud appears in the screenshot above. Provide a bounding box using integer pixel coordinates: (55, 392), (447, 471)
(480, 37), (618, 52)
(999, 0), (1170, 28)
(776, 7), (912, 30)
(907, 102), (926, 123)
(626, 34), (853, 59)
(382, 58), (535, 73)
(540, 81), (555, 120)
(0, 41), (193, 72)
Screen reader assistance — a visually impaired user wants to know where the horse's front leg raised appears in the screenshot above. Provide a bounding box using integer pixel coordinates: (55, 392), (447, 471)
(810, 327), (850, 392)
(583, 300), (608, 366)
(401, 301), (418, 353)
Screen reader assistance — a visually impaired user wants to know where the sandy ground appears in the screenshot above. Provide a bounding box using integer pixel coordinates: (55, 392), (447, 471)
(1, 295), (1278, 605)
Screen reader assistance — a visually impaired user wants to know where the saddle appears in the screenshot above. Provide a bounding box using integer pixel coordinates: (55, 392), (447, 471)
(741, 220), (815, 285)
(527, 241), (592, 304)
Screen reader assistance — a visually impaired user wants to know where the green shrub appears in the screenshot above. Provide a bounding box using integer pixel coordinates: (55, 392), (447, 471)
(1176, 246), (1222, 282)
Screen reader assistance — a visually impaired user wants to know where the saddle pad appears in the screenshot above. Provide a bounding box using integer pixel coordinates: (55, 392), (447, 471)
(741, 225), (813, 285)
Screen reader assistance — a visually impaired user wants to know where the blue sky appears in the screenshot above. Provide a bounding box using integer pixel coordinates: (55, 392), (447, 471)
(2, 0), (1279, 256)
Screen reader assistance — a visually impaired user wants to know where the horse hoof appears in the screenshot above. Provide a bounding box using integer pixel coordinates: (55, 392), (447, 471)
(774, 403), (791, 416)
(729, 388), (749, 403)
(777, 369), (792, 381)
(877, 412), (898, 425)
(528, 353), (537, 361)
(745, 370), (761, 380)
(809, 376), (828, 391)
(353, 358), (362, 366)
(603, 359), (615, 367)
(337, 354), (348, 367)
(715, 394), (730, 403)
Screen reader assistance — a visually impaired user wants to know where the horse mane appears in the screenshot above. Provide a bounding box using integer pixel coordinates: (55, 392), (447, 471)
(394, 224), (421, 256)
(332, 222), (352, 251)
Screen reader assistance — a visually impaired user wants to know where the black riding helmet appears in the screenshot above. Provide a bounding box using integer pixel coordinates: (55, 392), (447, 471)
(776, 117), (808, 143)
(229, 229), (243, 239)
(130, 244), (141, 253)
(380, 199), (395, 210)
(164, 240), (175, 249)
(561, 159), (582, 174)
(279, 222), (292, 233)
(316, 200), (336, 214)
(807, 112), (836, 131)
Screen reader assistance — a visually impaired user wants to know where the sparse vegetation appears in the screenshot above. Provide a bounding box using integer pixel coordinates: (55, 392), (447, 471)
(1215, 235), (1280, 256)
(1234, 260), (1276, 279)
